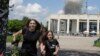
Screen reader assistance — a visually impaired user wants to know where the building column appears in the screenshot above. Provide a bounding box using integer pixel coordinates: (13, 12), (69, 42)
(86, 19), (89, 35)
(76, 19), (79, 33)
(48, 18), (51, 30)
(97, 20), (99, 36)
(57, 19), (60, 34)
(67, 19), (70, 34)
(53, 20), (55, 32)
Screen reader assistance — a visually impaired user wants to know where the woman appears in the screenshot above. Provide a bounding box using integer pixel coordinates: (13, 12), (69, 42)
(40, 31), (60, 56)
(12, 19), (41, 56)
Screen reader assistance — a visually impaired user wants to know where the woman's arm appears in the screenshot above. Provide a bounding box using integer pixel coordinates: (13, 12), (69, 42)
(13, 30), (22, 41)
(53, 45), (60, 56)
(40, 43), (45, 52)
(40, 43), (45, 55)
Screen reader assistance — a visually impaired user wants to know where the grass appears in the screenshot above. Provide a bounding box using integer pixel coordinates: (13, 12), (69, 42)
(94, 38), (100, 47)
(95, 41), (100, 47)
(6, 35), (23, 42)
(6, 35), (13, 42)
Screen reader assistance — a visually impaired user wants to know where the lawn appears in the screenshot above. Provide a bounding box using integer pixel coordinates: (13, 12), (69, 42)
(6, 35), (13, 42)
(95, 41), (100, 47)
(94, 38), (100, 47)
(7, 35), (23, 42)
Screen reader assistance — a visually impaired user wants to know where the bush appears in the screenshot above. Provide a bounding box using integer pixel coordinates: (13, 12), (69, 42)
(6, 36), (13, 42)
(94, 38), (100, 47)
(8, 19), (23, 32)
(7, 35), (23, 42)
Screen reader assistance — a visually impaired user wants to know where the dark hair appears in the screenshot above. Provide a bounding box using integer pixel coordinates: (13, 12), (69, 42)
(41, 31), (54, 44)
(39, 27), (47, 43)
(40, 26), (47, 32)
(46, 31), (54, 39)
(25, 19), (41, 30)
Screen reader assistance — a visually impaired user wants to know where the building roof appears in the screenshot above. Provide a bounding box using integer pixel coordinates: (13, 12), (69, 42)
(48, 14), (100, 20)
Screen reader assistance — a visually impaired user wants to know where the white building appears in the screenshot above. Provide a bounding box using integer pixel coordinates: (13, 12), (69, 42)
(48, 14), (100, 36)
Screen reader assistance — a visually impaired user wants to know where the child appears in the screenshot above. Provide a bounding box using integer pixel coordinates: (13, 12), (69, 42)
(40, 31), (60, 56)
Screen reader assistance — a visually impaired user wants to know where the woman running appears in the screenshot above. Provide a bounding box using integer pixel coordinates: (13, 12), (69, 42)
(40, 31), (60, 56)
(12, 19), (41, 56)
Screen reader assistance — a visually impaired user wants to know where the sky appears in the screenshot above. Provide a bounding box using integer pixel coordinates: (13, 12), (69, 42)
(9, 0), (100, 24)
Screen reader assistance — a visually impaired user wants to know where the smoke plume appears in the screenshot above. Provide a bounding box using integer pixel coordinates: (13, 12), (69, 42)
(64, 0), (84, 14)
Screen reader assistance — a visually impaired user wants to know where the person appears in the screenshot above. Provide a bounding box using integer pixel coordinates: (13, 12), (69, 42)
(12, 19), (41, 56)
(39, 26), (47, 56)
(40, 31), (60, 56)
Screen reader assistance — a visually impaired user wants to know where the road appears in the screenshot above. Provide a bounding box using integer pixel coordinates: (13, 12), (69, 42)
(6, 36), (100, 56)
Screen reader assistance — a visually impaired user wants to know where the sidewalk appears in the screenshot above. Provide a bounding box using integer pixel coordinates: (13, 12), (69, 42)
(55, 36), (100, 53)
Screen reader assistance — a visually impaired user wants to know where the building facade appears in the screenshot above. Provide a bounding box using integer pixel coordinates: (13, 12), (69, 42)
(48, 14), (100, 36)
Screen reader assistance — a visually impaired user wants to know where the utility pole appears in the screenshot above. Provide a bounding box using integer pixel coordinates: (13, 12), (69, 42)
(85, 0), (88, 14)
(0, 0), (9, 56)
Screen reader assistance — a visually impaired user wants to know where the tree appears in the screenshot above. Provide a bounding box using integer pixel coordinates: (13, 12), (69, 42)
(8, 19), (23, 32)
(8, 16), (29, 32)
(22, 16), (29, 27)
(0, 0), (9, 55)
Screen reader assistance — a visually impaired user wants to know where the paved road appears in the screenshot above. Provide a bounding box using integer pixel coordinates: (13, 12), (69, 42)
(58, 50), (100, 56)
(56, 36), (100, 51)
(6, 47), (100, 56)
(6, 36), (100, 56)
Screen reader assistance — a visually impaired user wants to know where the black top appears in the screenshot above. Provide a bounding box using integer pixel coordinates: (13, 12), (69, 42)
(44, 39), (59, 56)
(21, 27), (41, 53)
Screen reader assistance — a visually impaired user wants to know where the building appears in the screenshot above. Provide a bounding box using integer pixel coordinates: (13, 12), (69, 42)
(48, 14), (100, 36)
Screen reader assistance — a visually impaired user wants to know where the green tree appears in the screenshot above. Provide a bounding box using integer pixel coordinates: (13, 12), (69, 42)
(22, 16), (29, 27)
(8, 19), (23, 32)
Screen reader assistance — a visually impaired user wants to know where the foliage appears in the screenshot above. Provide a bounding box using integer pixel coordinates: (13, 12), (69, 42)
(94, 38), (100, 47)
(6, 36), (13, 42)
(8, 16), (29, 32)
(22, 16), (29, 27)
(11, 46), (19, 56)
(7, 35), (23, 42)
(7, 16), (48, 32)
(7, 19), (23, 32)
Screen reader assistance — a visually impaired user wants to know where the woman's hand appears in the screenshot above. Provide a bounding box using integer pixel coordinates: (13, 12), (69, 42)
(53, 52), (57, 55)
(40, 43), (46, 56)
(12, 30), (22, 41)
(41, 50), (45, 55)
(53, 45), (60, 56)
